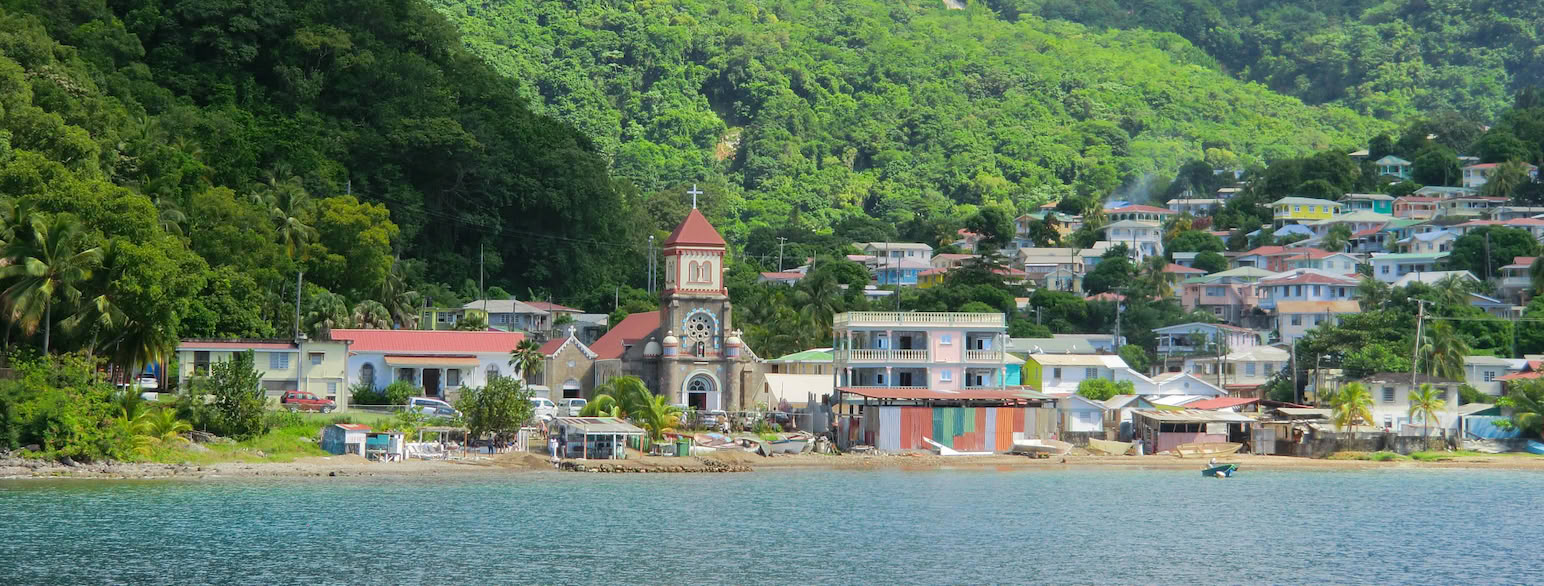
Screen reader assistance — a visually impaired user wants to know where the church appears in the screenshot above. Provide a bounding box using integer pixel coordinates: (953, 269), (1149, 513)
(538, 208), (768, 411)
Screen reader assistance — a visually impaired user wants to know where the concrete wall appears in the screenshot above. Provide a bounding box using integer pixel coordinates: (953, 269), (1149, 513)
(1271, 431), (1452, 458)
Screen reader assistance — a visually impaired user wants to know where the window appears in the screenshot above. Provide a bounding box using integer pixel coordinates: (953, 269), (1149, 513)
(194, 351), (211, 375)
(1290, 314), (1301, 326)
(1077, 411), (1094, 423)
(270, 352), (290, 369)
(1382, 387), (1395, 402)
(1313, 285), (1322, 297)
(1052, 367), (1062, 379)
(309, 352), (323, 366)
(1313, 315), (1322, 325)
(876, 373), (886, 385)
(1246, 362), (1257, 376)
(1483, 370), (1495, 382)
(398, 368), (416, 384)
(447, 369), (461, 387)
(486, 364), (500, 379)
(359, 363), (376, 387)
(1294, 205), (1301, 212)
(940, 369), (953, 382)
(1085, 367), (1098, 379)
(1381, 265), (1389, 274)
(1206, 287), (1224, 297)
(326, 382), (337, 395)
(1293, 285), (1302, 297)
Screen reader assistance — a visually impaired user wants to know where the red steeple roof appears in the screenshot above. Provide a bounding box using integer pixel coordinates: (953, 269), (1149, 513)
(664, 208), (725, 247)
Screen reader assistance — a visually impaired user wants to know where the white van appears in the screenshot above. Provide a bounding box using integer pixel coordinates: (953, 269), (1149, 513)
(559, 397), (588, 417)
(529, 397), (557, 422)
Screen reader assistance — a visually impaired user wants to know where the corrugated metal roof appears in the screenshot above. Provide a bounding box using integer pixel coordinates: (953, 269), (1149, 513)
(1025, 354), (1126, 367)
(1133, 409), (1255, 423)
(1184, 397), (1259, 410)
(1275, 408), (1331, 418)
(838, 387), (1050, 401)
(553, 417), (646, 434)
(331, 329), (525, 354)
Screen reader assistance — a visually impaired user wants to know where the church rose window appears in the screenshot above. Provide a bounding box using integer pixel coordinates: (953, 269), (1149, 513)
(685, 313), (714, 355)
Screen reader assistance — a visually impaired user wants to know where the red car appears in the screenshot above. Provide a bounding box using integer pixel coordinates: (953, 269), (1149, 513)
(280, 391), (335, 413)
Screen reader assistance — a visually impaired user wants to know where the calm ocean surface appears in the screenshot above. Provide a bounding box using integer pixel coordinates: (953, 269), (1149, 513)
(2, 467), (1539, 584)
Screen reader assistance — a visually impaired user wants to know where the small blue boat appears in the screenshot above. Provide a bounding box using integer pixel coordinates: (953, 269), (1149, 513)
(1203, 463), (1238, 478)
(1527, 441), (1544, 456)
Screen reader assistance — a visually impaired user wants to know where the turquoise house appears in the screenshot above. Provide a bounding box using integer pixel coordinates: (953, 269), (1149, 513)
(1341, 193), (1394, 215)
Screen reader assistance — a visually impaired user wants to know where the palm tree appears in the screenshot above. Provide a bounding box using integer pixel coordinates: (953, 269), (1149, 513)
(0, 214), (104, 354)
(1320, 224), (1351, 253)
(105, 319), (177, 389)
(301, 290), (350, 339)
(792, 272), (842, 343)
(350, 300), (392, 329)
(632, 393), (684, 441)
(1497, 379), (1544, 437)
(252, 171), (317, 259)
(1430, 274), (1472, 308)
(1420, 321), (1469, 380)
(508, 338), (545, 382)
(1355, 276), (1391, 308)
(61, 240), (127, 376)
(1331, 382), (1374, 432)
(154, 197), (188, 237)
(581, 376), (651, 418)
(1407, 383), (1447, 439)
(1530, 257), (1544, 298)
(1482, 160), (1531, 199)
(132, 408), (192, 457)
(379, 257), (419, 328)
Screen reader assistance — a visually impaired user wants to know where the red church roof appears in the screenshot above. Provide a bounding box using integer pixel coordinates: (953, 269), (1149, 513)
(590, 311), (661, 359)
(664, 208), (726, 247)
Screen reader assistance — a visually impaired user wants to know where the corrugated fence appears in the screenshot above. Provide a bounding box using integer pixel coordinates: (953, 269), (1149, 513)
(861, 406), (1056, 452)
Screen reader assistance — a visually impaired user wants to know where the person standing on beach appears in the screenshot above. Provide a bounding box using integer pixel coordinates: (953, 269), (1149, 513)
(548, 434), (559, 464)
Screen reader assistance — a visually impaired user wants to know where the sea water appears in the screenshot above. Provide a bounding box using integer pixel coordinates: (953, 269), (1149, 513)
(2, 468), (1539, 584)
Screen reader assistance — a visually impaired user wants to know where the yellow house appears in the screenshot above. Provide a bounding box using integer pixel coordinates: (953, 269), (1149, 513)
(1272, 197), (1342, 225)
(176, 339), (351, 408)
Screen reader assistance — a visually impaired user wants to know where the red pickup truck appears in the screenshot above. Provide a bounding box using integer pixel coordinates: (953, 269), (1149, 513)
(280, 391), (335, 413)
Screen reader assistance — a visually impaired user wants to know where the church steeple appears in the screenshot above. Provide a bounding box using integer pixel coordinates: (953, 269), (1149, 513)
(662, 208), (726, 296)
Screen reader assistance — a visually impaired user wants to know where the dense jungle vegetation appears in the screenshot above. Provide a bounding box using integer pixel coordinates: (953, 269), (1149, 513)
(993, 0), (1544, 122)
(429, 0), (1386, 237)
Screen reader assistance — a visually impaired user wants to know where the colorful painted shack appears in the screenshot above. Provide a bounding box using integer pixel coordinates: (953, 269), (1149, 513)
(835, 387), (1056, 452)
(1131, 409), (1254, 455)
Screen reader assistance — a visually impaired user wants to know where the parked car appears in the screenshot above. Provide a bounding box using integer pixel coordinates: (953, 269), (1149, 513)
(136, 376), (159, 389)
(280, 391), (335, 413)
(408, 397), (461, 419)
(699, 409), (728, 431)
(530, 397), (557, 422)
(559, 397), (588, 416)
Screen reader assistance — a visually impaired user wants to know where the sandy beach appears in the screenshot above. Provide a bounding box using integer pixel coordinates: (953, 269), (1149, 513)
(6, 448), (1544, 480)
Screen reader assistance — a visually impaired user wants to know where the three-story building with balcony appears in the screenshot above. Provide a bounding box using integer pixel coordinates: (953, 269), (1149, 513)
(833, 312), (1009, 392)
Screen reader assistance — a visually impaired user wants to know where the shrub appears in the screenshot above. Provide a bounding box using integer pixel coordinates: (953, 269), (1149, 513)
(383, 381), (418, 405)
(204, 350), (266, 440)
(349, 382), (386, 405)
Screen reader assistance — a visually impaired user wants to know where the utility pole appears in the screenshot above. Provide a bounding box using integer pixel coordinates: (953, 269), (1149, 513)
(1411, 300), (1427, 391)
(614, 286), (619, 311)
(479, 245), (485, 314)
(1113, 290), (1124, 349)
(293, 270), (303, 342)
(777, 236), (787, 272)
(1290, 336), (1299, 405)
(647, 235), (656, 295)
(1485, 231), (1493, 281)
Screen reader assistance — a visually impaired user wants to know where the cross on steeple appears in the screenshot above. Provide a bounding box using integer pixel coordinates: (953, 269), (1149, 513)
(687, 184), (703, 209)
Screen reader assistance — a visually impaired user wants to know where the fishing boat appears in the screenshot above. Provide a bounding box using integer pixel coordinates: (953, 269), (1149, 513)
(757, 438), (808, 456)
(1010, 438), (1073, 457)
(1172, 442), (1243, 458)
(1087, 438), (1134, 456)
(1527, 440), (1544, 456)
(922, 437), (993, 457)
(1203, 463), (1238, 478)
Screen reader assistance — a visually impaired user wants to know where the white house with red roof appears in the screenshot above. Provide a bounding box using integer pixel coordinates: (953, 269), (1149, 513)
(1256, 269), (1359, 311)
(1463, 162), (1539, 189)
(329, 329), (526, 401)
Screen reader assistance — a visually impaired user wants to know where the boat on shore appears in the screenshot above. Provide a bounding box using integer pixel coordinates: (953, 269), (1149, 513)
(757, 438), (807, 456)
(1087, 439), (1134, 456)
(1172, 442), (1242, 458)
(1203, 463), (1238, 478)
(1526, 440), (1544, 455)
(1010, 438), (1072, 456)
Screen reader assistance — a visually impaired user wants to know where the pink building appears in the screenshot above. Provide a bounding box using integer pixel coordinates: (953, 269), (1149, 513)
(833, 312), (1008, 392)
(1179, 267), (1272, 324)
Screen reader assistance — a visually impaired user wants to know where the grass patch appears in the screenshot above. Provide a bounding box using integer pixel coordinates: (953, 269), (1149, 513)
(1409, 450), (1492, 461)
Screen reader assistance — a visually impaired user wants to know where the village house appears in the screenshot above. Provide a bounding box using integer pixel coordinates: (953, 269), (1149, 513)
(530, 327), (599, 400)
(873, 257), (931, 286)
(461, 299), (552, 333)
(1007, 333), (1124, 355)
(758, 271), (805, 286)
(1180, 267), (1271, 324)
(1500, 217), (1544, 242)
(1487, 206), (1544, 221)
(329, 329), (527, 402)
(834, 311), (1009, 391)
(1339, 193), (1394, 215)
(1392, 196), (1441, 220)
(1368, 252), (1448, 283)
(1104, 204), (1175, 223)
(1282, 250), (1361, 273)
(1272, 196), (1342, 226)
(1182, 345), (1290, 397)
(1358, 373), (1462, 432)
(1462, 162), (1539, 189)
(1274, 300), (1359, 344)
(1152, 322), (1260, 359)
(1255, 270), (1359, 311)
(859, 242), (934, 265)
(1373, 155), (1413, 180)
(1103, 395), (1155, 440)
(1166, 198), (1223, 216)
(1498, 256), (1535, 301)
(1390, 270), (1478, 288)
(1232, 245), (1307, 272)
(1101, 220), (1164, 261)
(1021, 354), (1129, 395)
(175, 338), (351, 407)
(1056, 394), (1108, 435)
(1462, 356), (1527, 397)
(767, 348), (834, 375)
(1439, 196), (1508, 219)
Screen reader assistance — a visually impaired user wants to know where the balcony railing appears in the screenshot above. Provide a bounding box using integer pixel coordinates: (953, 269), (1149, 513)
(838, 349), (930, 362)
(835, 312), (1005, 328)
(965, 350), (1004, 362)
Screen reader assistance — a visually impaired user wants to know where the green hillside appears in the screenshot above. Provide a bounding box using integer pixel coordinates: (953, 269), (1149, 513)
(0, 0), (639, 355)
(992, 0), (1544, 122)
(429, 0), (1389, 237)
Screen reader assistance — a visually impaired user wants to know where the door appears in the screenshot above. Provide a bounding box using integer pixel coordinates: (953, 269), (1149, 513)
(688, 391), (708, 411)
(423, 369), (441, 398)
(899, 372), (913, 387)
(899, 335), (913, 350)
